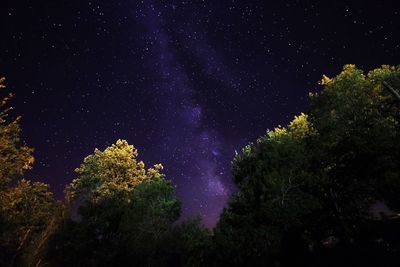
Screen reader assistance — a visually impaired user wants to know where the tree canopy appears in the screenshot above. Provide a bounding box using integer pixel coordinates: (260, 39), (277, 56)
(46, 139), (184, 266)
(212, 65), (400, 266)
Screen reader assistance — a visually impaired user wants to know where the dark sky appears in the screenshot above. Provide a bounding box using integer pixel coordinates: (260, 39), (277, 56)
(1, 0), (399, 227)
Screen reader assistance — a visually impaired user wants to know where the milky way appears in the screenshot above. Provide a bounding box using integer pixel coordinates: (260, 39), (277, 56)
(137, 2), (234, 226)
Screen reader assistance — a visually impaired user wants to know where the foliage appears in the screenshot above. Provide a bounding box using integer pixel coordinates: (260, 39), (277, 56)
(0, 77), (34, 189)
(0, 77), (55, 267)
(213, 65), (400, 266)
(46, 140), (182, 266)
(213, 113), (319, 266)
(0, 179), (56, 267)
(166, 217), (212, 267)
(66, 139), (163, 201)
(310, 65), (400, 212)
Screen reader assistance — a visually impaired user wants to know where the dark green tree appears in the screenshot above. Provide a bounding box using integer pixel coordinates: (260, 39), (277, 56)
(213, 113), (320, 266)
(310, 65), (400, 213)
(46, 140), (181, 266)
(166, 217), (212, 267)
(213, 65), (400, 266)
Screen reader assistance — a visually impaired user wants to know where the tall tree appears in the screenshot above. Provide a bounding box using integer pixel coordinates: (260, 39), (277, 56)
(0, 77), (55, 267)
(213, 113), (319, 266)
(213, 65), (400, 266)
(47, 140), (181, 266)
(310, 65), (400, 216)
(0, 77), (34, 189)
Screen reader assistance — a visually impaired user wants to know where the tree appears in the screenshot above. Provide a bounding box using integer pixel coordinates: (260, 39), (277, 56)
(66, 139), (158, 201)
(213, 113), (319, 266)
(307, 64), (400, 265)
(0, 77), (55, 267)
(214, 65), (400, 266)
(0, 77), (34, 189)
(309, 65), (400, 219)
(163, 217), (212, 267)
(47, 140), (181, 266)
(0, 180), (56, 267)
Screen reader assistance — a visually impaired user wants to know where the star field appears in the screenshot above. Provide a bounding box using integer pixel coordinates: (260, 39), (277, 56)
(1, 0), (399, 227)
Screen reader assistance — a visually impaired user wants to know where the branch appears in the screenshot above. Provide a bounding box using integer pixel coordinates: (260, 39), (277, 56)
(383, 81), (400, 102)
(9, 228), (32, 267)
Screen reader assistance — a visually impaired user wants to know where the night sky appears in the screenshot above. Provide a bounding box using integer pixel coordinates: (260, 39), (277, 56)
(1, 0), (399, 227)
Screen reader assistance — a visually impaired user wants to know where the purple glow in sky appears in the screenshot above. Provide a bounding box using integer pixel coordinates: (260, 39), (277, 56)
(138, 2), (234, 226)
